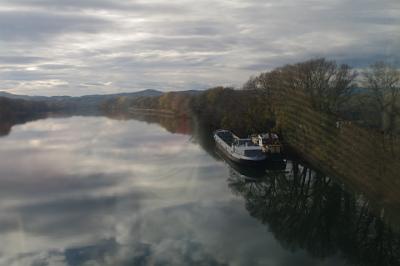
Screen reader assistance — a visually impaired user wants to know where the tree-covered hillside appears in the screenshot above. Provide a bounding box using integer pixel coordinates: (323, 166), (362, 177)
(101, 58), (400, 136)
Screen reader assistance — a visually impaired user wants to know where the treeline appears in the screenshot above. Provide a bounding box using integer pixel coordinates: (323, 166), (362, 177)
(0, 97), (50, 121)
(101, 92), (193, 116)
(102, 58), (399, 136)
(101, 88), (276, 135)
(242, 59), (399, 135)
(0, 97), (52, 136)
(190, 88), (276, 135)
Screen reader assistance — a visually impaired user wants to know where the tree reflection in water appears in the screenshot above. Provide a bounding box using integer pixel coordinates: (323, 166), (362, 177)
(228, 161), (400, 266)
(2, 112), (399, 265)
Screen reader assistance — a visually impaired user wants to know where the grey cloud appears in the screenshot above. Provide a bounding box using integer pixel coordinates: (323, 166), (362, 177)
(80, 81), (111, 87)
(0, 56), (46, 65)
(38, 64), (76, 70)
(0, 10), (113, 42)
(8, 0), (188, 13)
(6, 0), (136, 10)
(141, 19), (233, 37)
(0, 69), (61, 81)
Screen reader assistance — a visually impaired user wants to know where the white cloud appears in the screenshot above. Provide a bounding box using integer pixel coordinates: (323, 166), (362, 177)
(0, 0), (398, 96)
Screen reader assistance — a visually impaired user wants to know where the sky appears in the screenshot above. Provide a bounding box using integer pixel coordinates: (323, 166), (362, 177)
(0, 0), (399, 96)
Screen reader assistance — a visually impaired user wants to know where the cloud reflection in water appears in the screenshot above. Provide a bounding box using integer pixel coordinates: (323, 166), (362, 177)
(0, 116), (345, 266)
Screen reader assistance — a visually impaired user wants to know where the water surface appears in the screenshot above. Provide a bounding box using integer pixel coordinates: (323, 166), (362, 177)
(0, 116), (398, 266)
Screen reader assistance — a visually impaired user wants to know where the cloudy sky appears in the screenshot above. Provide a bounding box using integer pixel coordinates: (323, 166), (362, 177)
(0, 0), (399, 96)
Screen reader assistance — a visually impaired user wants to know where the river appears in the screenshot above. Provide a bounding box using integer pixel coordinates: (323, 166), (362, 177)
(0, 115), (398, 266)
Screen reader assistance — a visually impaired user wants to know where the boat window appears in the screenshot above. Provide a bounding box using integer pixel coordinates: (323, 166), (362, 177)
(244, 150), (263, 157)
(235, 139), (257, 146)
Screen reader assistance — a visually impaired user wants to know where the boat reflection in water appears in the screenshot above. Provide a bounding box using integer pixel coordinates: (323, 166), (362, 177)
(215, 146), (286, 180)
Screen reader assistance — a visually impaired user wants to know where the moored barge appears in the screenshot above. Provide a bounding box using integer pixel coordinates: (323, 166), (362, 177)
(214, 129), (266, 165)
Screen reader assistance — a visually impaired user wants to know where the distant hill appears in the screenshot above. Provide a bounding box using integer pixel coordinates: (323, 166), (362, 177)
(0, 89), (164, 112)
(0, 89), (207, 115)
(0, 89), (163, 101)
(0, 91), (48, 101)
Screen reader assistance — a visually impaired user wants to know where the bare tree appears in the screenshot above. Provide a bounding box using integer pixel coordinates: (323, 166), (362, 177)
(242, 58), (357, 115)
(242, 75), (258, 90)
(363, 62), (400, 133)
(294, 58), (357, 114)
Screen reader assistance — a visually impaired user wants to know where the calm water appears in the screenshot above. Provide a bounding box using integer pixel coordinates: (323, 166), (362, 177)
(0, 116), (398, 266)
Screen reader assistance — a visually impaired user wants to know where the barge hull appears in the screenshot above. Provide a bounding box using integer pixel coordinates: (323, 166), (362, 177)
(215, 141), (266, 166)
